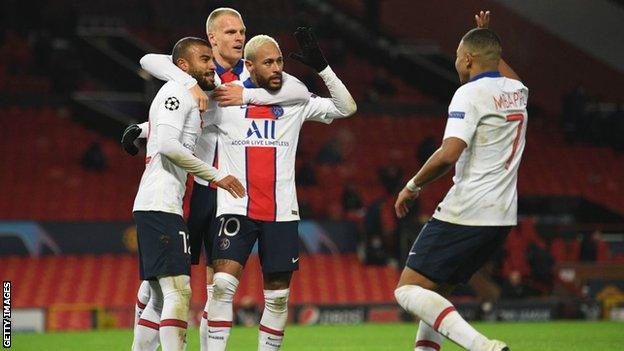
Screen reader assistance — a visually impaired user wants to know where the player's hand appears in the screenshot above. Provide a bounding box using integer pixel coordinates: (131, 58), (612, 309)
(475, 10), (491, 28)
(121, 124), (142, 156)
(289, 27), (328, 72)
(189, 84), (209, 112)
(215, 175), (246, 198)
(213, 83), (244, 107)
(394, 187), (420, 218)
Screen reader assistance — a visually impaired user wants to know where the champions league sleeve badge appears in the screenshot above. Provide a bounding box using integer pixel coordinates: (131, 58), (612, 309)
(164, 96), (180, 111)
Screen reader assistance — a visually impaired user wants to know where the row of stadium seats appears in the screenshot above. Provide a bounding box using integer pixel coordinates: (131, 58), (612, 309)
(1, 253), (398, 308)
(1, 108), (622, 221)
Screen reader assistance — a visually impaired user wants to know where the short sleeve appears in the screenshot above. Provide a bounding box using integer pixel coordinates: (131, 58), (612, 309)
(443, 87), (478, 146)
(155, 84), (193, 131)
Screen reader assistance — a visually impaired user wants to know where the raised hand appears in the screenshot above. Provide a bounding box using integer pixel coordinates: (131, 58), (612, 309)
(475, 10), (491, 29)
(288, 27), (328, 72)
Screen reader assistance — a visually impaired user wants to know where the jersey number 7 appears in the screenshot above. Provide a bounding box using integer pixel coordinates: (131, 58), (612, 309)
(505, 113), (525, 170)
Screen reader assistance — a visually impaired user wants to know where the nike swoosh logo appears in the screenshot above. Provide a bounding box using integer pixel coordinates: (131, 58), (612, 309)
(291, 257), (299, 263)
(408, 252), (417, 256)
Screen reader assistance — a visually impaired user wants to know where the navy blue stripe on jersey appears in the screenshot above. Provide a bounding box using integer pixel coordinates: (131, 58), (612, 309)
(469, 70), (502, 82)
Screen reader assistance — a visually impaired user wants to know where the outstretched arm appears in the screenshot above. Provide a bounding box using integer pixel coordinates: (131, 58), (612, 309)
(140, 54), (209, 111)
(475, 10), (521, 81)
(242, 72), (311, 105)
(157, 124), (245, 198)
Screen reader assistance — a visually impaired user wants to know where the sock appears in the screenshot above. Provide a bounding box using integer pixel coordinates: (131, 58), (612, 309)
(132, 281), (162, 351)
(159, 275), (192, 351)
(200, 284), (214, 351)
(258, 289), (289, 351)
(395, 285), (489, 351)
(207, 272), (239, 351)
(415, 320), (444, 350)
(134, 280), (151, 326)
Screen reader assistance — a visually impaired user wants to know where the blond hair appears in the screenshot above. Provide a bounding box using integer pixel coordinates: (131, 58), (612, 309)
(205, 7), (243, 33)
(244, 35), (280, 61)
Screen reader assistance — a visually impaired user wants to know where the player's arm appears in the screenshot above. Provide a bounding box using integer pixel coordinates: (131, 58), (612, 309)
(211, 72), (311, 107)
(475, 10), (521, 81)
(395, 87), (477, 218)
(395, 138), (465, 218)
(157, 124), (245, 198)
(290, 27), (357, 120)
(154, 89), (244, 198)
(244, 72), (310, 105)
(121, 122), (149, 155)
(139, 53), (209, 111)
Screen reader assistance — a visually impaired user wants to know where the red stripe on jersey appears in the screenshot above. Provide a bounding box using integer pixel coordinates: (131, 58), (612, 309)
(219, 71), (239, 83)
(259, 324), (284, 336)
(433, 306), (456, 331)
(138, 318), (159, 330)
(246, 105), (278, 119)
(160, 319), (188, 329)
(246, 147), (277, 221)
(415, 340), (441, 350)
(208, 320), (233, 328)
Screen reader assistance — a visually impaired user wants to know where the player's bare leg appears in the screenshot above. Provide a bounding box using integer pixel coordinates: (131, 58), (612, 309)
(133, 281), (163, 351)
(200, 266), (215, 351)
(258, 272), (292, 351)
(395, 268), (509, 351)
(158, 275), (192, 351)
(206, 259), (243, 351)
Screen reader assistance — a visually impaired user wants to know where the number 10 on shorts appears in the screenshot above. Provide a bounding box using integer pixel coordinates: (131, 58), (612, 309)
(179, 231), (191, 254)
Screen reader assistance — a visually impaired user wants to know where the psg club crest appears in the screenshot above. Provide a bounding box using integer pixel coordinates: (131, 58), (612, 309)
(218, 238), (230, 250)
(271, 105), (284, 118)
(164, 96), (180, 111)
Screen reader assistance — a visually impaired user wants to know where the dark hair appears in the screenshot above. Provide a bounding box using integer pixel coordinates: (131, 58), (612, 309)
(461, 28), (502, 61)
(171, 37), (211, 65)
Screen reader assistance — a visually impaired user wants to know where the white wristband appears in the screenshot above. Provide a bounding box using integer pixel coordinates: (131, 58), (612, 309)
(406, 179), (422, 193)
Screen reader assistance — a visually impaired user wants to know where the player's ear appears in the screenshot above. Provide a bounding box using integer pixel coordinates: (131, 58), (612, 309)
(244, 59), (253, 73)
(177, 58), (189, 71)
(208, 32), (217, 47)
(465, 53), (473, 70)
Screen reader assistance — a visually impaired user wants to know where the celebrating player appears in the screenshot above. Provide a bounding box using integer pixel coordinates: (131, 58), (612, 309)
(130, 37), (244, 351)
(202, 29), (356, 351)
(393, 11), (525, 351)
(125, 8), (313, 350)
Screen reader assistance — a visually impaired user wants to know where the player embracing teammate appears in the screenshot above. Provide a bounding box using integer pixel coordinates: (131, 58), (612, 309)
(125, 7), (356, 351)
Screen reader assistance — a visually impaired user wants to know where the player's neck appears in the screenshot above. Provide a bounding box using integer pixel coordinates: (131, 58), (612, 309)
(469, 64), (499, 80)
(214, 53), (240, 71)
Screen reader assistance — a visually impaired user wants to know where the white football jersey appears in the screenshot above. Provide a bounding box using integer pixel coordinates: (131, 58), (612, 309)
(133, 81), (201, 215)
(432, 71), (529, 226)
(192, 60), (246, 187)
(194, 59), (309, 187)
(205, 78), (343, 222)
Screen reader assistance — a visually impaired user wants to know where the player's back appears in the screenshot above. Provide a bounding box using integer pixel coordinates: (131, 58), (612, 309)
(133, 81), (200, 215)
(434, 72), (528, 226)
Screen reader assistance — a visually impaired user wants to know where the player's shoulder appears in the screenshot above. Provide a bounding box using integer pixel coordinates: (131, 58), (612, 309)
(154, 81), (194, 111)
